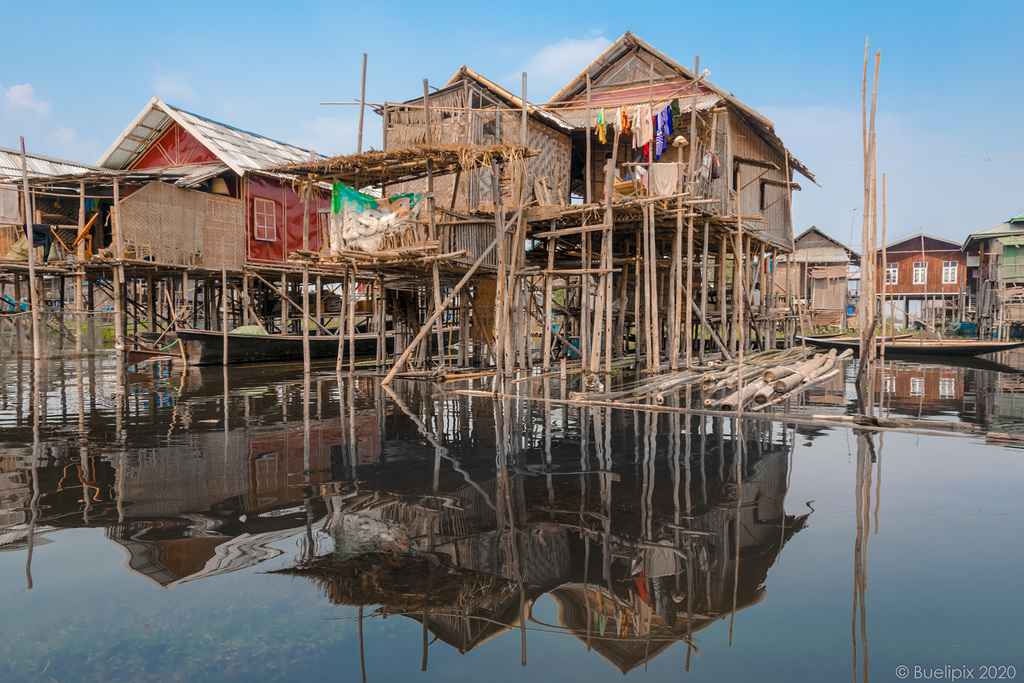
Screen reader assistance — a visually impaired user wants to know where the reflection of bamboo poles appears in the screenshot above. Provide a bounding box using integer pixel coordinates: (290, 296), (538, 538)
(853, 432), (873, 683)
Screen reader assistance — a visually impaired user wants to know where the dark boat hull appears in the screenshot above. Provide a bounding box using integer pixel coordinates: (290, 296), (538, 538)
(801, 336), (1024, 357)
(177, 329), (395, 366)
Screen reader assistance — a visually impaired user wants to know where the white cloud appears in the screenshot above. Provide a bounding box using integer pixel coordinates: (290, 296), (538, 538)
(2, 83), (51, 115)
(152, 70), (195, 103)
(514, 35), (613, 101)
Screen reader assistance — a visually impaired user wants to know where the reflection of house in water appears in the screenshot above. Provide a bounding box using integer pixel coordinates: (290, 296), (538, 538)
(281, 406), (809, 673)
(0, 364), (373, 584)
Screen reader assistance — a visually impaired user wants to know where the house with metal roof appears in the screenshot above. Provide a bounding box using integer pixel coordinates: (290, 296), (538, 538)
(962, 215), (1024, 337)
(99, 97), (330, 270)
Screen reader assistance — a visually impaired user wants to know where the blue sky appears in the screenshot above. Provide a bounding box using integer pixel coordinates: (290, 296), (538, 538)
(2, 0), (1021, 248)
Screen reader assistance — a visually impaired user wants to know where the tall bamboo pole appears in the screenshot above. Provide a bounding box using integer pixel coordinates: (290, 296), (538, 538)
(357, 53), (368, 154)
(18, 137), (41, 361)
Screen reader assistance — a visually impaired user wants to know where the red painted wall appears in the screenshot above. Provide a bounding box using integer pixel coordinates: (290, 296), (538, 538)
(244, 173), (331, 265)
(130, 122), (220, 169)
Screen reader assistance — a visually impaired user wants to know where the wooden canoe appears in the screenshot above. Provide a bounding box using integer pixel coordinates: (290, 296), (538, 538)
(177, 329), (395, 366)
(800, 336), (1024, 357)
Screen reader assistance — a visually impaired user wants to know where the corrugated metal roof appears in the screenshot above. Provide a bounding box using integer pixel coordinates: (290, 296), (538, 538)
(997, 235), (1024, 248)
(0, 147), (107, 180)
(553, 93), (721, 129)
(99, 97), (323, 176)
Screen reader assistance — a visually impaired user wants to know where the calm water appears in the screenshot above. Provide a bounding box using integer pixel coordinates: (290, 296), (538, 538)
(1, 353), (1022, 682)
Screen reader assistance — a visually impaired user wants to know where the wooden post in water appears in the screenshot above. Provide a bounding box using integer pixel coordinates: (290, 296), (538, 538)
(222, 264), (229, 366)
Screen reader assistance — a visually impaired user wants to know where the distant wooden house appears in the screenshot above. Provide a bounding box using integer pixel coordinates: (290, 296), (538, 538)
(99, 97), (330, 270)
(776, 226), (859, 328)
(962, 215), (1024, 338)
(874, 233), (966, 328)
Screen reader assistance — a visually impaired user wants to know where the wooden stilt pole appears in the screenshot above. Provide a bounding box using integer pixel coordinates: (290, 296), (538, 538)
(19, 138), (42, 361)
(382, 233), (502, 385)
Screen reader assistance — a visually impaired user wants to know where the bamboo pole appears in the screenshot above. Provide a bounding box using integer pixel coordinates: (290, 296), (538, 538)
(490, 158), (507, 379)
(302, 263), (311, 374)
(18, 138), (41, 361)
(880, 173), (888, 361)
(684, 58), (701, 369)
(701, 120), (715, 362)
(382, 232), (502, 385)
(222, 265), (230, 365)
(357, 53), (367, 154)
(349, 268), (356, 372)
(585, 74), (592, 204)
(542, 228), (554, 371)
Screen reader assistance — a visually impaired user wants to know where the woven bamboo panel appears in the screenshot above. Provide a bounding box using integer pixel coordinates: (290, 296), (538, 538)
(470, 276), (497, 344)
(119, 182), (204, 265)
(204, 195), (245, 271)
(0, 225), (19, 258)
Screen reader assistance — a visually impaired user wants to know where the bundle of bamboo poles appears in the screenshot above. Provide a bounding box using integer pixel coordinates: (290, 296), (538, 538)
(571, 346), (853, 414)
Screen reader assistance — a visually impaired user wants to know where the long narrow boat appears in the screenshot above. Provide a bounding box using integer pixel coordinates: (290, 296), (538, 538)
(177, 328), (395, 366)
(801, 336), (1024, 357)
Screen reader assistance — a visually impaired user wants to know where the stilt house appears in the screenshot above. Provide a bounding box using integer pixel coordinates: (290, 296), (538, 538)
(962, 215), (1024, 338)
(777, 226), (859, 328)
(98, 97), (330, 270)
(875, 233), (966, 329)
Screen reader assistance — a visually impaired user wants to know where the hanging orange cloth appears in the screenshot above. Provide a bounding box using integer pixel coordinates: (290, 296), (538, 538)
(597, 108), (607, 144)
(620, 106), (631, 135)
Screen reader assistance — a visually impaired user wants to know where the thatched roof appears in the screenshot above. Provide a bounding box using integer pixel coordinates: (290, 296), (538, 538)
(267, 143), (534, 187)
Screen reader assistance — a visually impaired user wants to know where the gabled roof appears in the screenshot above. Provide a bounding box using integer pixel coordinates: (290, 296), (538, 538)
(962, 215), (1024, 250)
(433, 66), (572, 135)
(98, 97), (323, 176)
(883, 233), (962, 253)
(0, 146), (108, 180)
(794, 226), (861, 261)
(544, 32), (814, 183)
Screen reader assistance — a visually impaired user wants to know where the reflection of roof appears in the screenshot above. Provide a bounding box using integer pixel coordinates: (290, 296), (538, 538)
(99, 97), (324, 176)
(108, 523), (303, 588)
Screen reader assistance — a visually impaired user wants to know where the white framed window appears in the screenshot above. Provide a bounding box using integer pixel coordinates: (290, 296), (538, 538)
(885, 263), (898, 285)
(942, 261), (958, 284)
(912, 262), (927, 285)
(939, 378), (956, 399)
(910, 377), (924, 397)
(254, 198), (277, 242)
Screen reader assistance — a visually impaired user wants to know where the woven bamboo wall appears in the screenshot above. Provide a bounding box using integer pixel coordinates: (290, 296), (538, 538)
(444, 221), (499, 269)
(119, 182), (244, 269)
(204, 194), (245, 271)
(385, 98), (570, 210)
(119, 182), (204, 265)
(0, 225), (19, 258)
